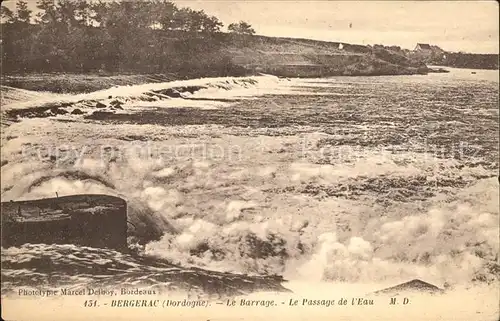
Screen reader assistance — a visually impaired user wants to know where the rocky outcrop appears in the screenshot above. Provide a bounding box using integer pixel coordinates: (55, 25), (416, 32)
(229, 42), (429, 77)
(48, 107), (68, 116)
(428, 67), (450, 73)
(1, 194), (128, 251)
(372, 279), (445, 295)
(151, 86), (205, 98)
(71, 108), (84, 115)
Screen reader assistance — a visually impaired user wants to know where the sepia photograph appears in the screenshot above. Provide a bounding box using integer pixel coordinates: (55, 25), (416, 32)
(0, 0), (498, 320)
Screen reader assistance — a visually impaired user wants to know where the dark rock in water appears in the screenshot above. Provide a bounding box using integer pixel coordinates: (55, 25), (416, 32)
(110, 99), (123, 106)
(96, 102), (107, 108)
(1, 194), (128, 251)
(71, 108), (84, 115)
(58, 102), (74, 108)
(172, 85), (206, 94)
(121, 134), (149, 141)
(6, 106), (70, 119)
(109, 99), (124, 110)
(86, 111), (115, 119)
(166, 88), (182, 98)
(428, 67), (450, 73)
(153, 88), (183, 98)
(50, 107), (68, 115)
(373, 279), (445, 295)
(142, 96), (157, 102)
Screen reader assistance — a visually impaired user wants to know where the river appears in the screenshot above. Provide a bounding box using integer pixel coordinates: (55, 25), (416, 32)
(1, 68), (498, 318)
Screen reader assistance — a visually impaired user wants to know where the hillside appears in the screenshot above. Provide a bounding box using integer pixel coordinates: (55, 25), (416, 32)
(405, 45), (498, 70)
(222, 34), (428, 77)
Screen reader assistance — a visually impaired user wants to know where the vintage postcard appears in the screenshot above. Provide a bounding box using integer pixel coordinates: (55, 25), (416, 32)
(1, 0), (498, 320)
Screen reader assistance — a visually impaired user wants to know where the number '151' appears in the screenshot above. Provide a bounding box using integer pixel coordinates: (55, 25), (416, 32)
(84, 300), (98, 307)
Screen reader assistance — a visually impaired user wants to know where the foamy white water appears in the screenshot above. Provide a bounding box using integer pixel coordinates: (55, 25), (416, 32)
(1, 75), (292, 111)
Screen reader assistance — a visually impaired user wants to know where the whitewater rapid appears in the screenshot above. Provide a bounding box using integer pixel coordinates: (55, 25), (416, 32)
(1, 75), (291, 112)
(1, 71), (498, 302)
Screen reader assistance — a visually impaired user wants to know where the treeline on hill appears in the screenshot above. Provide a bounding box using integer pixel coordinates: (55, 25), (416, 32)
(0, 0), (252, 76)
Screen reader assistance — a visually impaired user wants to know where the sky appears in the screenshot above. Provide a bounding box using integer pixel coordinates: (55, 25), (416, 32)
(175, 0), (499, 53)
(3, 0), (499, 53)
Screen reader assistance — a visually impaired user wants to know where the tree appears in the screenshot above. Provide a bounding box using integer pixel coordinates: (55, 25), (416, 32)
(201, 15), (223, 33)
(1, 6), (14, 23)
(1, 0), (235, 73)
(36, 0), (59, 25)
(156, 0), (178, 30)
(16, 0), (32, 24)
(1, 1), (31, 24)
(228, 21), (255, 35)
